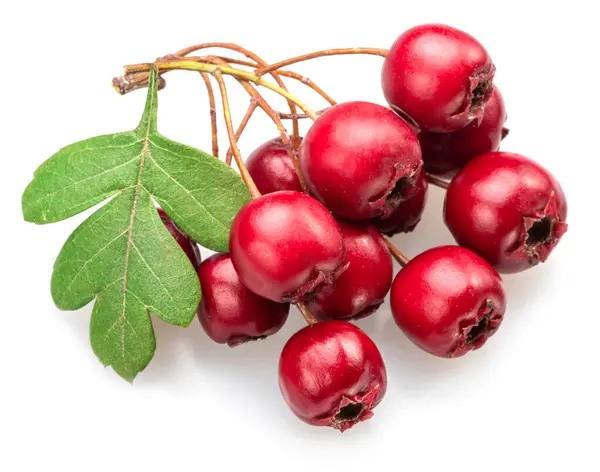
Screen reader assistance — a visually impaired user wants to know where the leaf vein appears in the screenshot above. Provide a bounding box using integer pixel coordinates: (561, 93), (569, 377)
(62, 228), (129, 295)
(146, 153), (228, 233)
(30, 155), (141, 206)
(131, 241), (181, 313)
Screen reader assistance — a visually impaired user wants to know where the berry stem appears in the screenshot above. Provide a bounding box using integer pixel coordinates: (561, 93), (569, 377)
(254, 48), (388, 76)
(225, 99), (259, 165)
(276, 71), (337, 106)
(191, 56), (309, 192)
(199, 72), (219, 158)
(384, 238), (410, 267)
(427, 174), (450, 189)
(212, 69), (261, 199)
(156, 54), (307, 192)
(188, 56), (338, 106)
(297, 301), (319, 325)
(173, 43), (302, 142)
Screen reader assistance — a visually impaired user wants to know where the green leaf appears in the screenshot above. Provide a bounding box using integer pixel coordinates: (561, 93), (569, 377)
(22, 67), (251, 381)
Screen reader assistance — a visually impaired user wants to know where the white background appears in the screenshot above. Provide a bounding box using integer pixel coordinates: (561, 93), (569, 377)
(2, 1), (599, 470)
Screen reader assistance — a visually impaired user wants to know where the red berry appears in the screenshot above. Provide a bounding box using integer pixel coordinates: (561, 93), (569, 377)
(444, 152), (568, 273)
(299, 101), (422, 220)
(196, 254), (289, 346)
(229, 191), (348, 303)
(306, 222), (393, 321)
(382, 23), (495, 132)
(373, 168), (428, 235)
(279, 320), (386, 431)
(419, 86), (509, 175)
(246, 137), (303, 194)
(157, 208), (202, 268)
(390, 246), (506, 358)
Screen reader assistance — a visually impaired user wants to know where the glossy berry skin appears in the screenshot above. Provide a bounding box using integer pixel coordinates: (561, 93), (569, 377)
(420, 86), (509, 175)
(382, 24), (495, 132)
(246, 137), (303, 194)
(373, 168), (428, 235)
(157, 208), (201, 268)
(229, 191), (347, 303)
(299, 101), (423, 221)
(444, 152), (568, 273)
(279, 320), (387, 432)
(391, 246), (506, 358)
(306, 222), (393, 321)
(196, 254), (289, 346)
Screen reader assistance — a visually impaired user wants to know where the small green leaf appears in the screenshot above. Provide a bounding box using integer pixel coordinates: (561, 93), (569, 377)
(22, 67), (251, 381)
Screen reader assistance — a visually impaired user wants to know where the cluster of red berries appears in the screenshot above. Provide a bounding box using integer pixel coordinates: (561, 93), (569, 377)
(162, 24), (568, 431)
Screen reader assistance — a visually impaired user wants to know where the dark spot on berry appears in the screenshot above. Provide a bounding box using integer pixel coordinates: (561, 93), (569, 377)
(466, 315), (490, 346)
(385, 175), (415, 208)
(334, 402), (364, 423)
(526, 216), (553, 247)
(470, 78), (492, 113)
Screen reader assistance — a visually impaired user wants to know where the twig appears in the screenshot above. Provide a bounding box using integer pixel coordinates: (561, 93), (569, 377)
(384, 238), (410, 267)
(297, 302), (318, 325)
(211, 69), (260, 199)
(174, 43), (301, 143)
(427, 174), (450, 189)
(255, 47), (388, 77)
(226, 99), (259, 165)
(199, 56), (309, 193)
(199, 72), (219, 158)
(199, 56), (337, 105)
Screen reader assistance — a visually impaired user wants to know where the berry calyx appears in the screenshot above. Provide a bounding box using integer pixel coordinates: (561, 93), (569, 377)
(246, 137), (303, 194)
(373, 168), (429, 235)
(390, 246), (506, 357)
(419, 86), (509, 175)
(299, 101), (422, 220)
(382, 24), (495, 132)
(157, 208), (202, 268)
(196, 254), (289, 346)
(444, 152), (568, 273)
(306, 222), (393, 321)
(229, 190), (348, 303)
(278, 320), (387, 431)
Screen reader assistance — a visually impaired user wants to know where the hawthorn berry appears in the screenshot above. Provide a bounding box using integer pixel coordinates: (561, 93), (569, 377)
(419, 86), (508, 175)
(229, 191), (348, 303)
(444, 152), (568, 273)
(279, 320), (387, 431)
(157, 208), (201, 268)
(390, 245), (506, 357)
(382, 23), (495, 132)
(299, 101), (422, 221)
(306, 222), (393, 321)
(196, 254), (289, 346)
(246, 137), (303, 194)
